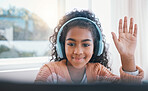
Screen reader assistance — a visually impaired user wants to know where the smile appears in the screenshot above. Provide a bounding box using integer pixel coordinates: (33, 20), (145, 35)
(72, 57), (85, 62)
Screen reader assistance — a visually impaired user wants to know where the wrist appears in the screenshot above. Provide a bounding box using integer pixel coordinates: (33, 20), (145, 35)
(120, 55), (136, 72)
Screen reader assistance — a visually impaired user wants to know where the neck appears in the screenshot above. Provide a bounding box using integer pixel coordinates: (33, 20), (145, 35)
(67, 61), (85, 73)
(66, 61), (86, 83)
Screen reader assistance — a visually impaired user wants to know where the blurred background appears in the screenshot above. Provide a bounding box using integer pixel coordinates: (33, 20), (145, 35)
(0, 0), (148, 83)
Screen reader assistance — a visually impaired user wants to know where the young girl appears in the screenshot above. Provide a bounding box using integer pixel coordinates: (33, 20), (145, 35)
(35, 10), (144, 84)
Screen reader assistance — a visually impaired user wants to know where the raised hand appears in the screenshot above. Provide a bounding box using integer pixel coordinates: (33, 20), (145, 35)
(111, 16), (137, 71)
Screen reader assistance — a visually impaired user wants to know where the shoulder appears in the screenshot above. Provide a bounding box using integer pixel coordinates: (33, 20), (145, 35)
(87, 63), (105, 74)
(87, 62), (113, 76)
(35, 59), (67, 82)
(45, 59), (67, 70)
(37, 59), (66, 74)
(87, 62), (106, 71)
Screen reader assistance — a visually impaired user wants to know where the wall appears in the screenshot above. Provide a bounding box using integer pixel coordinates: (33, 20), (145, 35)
(0, 57), (49, 83)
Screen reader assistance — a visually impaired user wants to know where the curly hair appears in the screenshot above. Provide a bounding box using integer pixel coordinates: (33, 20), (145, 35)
(49, 10), (111, 70)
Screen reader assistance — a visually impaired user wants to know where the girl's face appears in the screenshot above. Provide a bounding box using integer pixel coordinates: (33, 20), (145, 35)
(65, 26), (94, 69)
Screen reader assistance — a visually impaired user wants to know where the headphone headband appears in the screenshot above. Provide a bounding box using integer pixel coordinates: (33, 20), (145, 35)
(56, 17), (104, 58)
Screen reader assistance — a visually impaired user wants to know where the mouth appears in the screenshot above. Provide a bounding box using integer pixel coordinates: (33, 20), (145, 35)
(72, 57), (86, 62)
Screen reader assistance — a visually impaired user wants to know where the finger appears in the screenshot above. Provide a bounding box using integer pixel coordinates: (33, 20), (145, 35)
(119, 19), (123, 34)
(129, 18), (133, 34)
(123, 16), (128, 33)
(111, 32), (118, 47)
(133, 24), (137, 37)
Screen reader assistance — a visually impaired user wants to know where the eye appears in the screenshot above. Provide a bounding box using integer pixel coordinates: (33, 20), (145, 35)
(67, 43), (75, 46)
(82, 43), (90, 47)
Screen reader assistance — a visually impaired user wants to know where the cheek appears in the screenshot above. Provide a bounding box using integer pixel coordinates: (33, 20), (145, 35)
(65, 45), (72, 56)
(86, 43), (94, 60)
(86, 47), (94, 57)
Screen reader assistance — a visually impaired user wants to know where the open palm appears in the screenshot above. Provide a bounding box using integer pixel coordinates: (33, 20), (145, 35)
(112, 17), (137, 57)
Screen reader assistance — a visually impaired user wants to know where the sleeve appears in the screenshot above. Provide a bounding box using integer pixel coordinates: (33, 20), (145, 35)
(120, 65), (144, 83)
(34, 64), (53, 84)
(124, 69), (139, 76)
(96, 64), (144, 84)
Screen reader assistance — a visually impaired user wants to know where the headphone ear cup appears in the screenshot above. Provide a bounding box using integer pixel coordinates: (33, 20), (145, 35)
(56, 43), (64, 58)
(97, 42), (104, 56)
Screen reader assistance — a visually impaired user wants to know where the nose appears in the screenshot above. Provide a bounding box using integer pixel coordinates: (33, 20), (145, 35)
(74, 45), (83, 55)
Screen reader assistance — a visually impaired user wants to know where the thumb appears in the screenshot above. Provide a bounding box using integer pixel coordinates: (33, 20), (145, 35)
(111, 32), (118, 47)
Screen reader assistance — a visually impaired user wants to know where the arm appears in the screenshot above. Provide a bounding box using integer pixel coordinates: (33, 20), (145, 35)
(111, 16), (137, 72)
(111, 18), (144, 83)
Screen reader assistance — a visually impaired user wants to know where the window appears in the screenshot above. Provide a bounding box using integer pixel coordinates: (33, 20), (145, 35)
(0, 0), (58, 58)
(0, 0), (58, 82)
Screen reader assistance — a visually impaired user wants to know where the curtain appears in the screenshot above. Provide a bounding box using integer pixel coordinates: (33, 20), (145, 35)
(110, 0), (148, 80)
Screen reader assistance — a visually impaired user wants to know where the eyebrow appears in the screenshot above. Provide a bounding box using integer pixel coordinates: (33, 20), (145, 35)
(66, 38), (76, 42)
(66, 38), (92, 42)
(81, 39), (92, 42)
